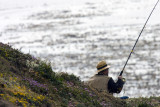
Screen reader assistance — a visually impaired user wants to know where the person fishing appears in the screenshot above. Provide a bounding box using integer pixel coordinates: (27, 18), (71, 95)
(86, 60), (125, 96)
(86, 0), (159, 99)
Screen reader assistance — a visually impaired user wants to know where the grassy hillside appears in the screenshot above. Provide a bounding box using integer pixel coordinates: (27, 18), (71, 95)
(0, 42), (160, 107)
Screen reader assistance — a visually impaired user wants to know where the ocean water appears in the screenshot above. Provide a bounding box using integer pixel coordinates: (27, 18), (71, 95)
(0, 0), (160, 98)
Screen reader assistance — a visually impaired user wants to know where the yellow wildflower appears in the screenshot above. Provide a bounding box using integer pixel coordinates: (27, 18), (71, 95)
(37, 95), (45, 101)
(0, 73), (3, 77)
(33, 98), (37, 101)
(17, 86), (21, 89)
(0, 94), (4, 96)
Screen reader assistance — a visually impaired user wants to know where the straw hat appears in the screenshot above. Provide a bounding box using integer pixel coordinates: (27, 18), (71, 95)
(96, 60), (110, 73)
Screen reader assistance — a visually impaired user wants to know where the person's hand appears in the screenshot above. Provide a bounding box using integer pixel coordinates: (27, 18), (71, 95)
(118, 76), (123, 79)
(118, 76), (126, 83)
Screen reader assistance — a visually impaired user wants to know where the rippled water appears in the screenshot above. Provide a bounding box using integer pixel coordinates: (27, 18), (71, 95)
(0, 0), (160, 97)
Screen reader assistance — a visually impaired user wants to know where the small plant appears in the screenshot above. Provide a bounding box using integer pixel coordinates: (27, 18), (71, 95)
(138, 102), (153, 107)
(60, 72), (81, 84)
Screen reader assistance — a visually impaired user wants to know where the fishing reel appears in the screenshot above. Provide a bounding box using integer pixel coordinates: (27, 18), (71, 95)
(122, 78), (126, 82)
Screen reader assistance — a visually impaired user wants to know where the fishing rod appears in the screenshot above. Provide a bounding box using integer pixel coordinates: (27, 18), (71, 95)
(119, 0), (160, 76)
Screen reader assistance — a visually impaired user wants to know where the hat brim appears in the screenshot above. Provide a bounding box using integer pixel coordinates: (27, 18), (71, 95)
(97, 65), (110, 73)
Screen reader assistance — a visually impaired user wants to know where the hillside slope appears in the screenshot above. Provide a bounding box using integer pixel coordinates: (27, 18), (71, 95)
(0, 42), (160, 107)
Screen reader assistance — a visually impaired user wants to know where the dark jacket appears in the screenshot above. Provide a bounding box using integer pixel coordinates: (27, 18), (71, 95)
(108, 77), (125, 93)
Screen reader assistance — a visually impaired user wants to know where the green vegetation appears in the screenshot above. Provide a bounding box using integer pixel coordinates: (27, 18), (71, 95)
(0, 42), (160, 107)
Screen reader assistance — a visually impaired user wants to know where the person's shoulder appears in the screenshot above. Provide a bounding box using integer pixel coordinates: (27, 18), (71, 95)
(102, 75), (112, 80)
(105, 76), (112, 79)
(108, 77), (114, 82)
(108, 76), (112, 78)
(94, 75), (112, 80)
